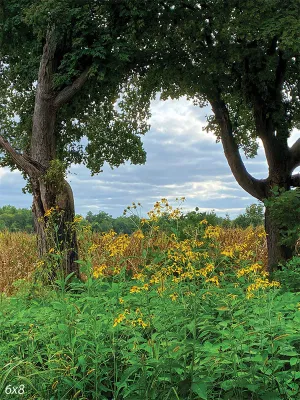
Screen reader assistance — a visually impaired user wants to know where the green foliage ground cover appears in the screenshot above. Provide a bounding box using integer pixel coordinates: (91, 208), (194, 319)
(0, 232), (300, 399)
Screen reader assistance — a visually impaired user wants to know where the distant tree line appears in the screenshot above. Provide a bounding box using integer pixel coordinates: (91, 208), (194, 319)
(0, 205), (34, 233)
(0, 203), (264, 234)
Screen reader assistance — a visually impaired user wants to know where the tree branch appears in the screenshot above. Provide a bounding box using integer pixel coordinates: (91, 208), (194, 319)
(210, 96), (267, 200)
(275, 49), (287, 91)
(289, 138), (300, 172)
(38, 27), (58, 95)
(54, 66), (91, 108)
(0, 133), (44, 177)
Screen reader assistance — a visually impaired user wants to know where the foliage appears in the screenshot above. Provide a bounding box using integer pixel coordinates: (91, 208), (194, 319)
(85, 211), (114, 233)
(142, 0), (300, 155)
(273, 256), (300, 293)
(43, 159), (66, 192)
(0, 205), (33, 233)
(233, 203), (264, 229)
(265, 188), (300, 248)
(85, 211), (141, 235)
(0, 0), (152, 172)
(0, 199), (269, 293)
(0, 202), (264, 235)
(0, 201), (299, 399)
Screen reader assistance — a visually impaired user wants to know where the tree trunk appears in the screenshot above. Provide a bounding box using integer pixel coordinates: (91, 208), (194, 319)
(27, 28), (80, 281)
(32, 177), (79, 281)
(264, 205), (293, 273)
(0, 28), (90, 283)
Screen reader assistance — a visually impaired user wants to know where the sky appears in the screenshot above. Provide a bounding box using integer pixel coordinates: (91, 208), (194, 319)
(0, 96), (299, 218)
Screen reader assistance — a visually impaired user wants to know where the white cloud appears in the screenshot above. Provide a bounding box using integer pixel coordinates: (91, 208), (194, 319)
(2, 97), (296, 218)
(0, 168), (8, 180)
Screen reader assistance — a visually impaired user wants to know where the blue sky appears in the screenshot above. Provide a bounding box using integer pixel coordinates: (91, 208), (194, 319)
(0, 96), (299, 218)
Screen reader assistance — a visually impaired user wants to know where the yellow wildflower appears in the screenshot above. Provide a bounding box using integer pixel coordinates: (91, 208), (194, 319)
(170, 293), (178, 301)
(133, 230), (144, 239)
(88, 243), (98, 253)
(221, 249), (234, 258)
(130, 286), (141, 293)
(200, 219), (208, 225)
(113, 313), (126, 327)
(93, 264), (107, 278)
(205, 276), (220, 286)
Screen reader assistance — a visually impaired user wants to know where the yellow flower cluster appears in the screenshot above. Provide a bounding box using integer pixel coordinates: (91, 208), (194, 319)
(219, 226), (267, 266)
(246, 278), (280, 298)
(221, 249), (234, 258)
(44, 206), (59, 218)
(236, 263), (264, 278)
(132, 230), (144, 240)
(205, 275), (220, 286)
(93, 264), (107, 278)
(132, 272), (147, 282)
(130, 284), (149, 293)
(167, 239), (203, 264)
(88, 243), (99, 253)
(113, 308), (149, 328)
(144, 198), (184, 222)
(101, 230), (130, 257)
(204, 226), (221, 239)
(169, 292), (178, 301)
(78, 200), (270, 306)
(73, 216), (83, 223)
(197, 263), (215, 277)
(130, 318), (148, 328)
(113, 313), (127, 327)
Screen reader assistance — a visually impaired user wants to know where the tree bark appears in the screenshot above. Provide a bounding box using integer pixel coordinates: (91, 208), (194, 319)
(210, 97), (267, 200)
(27, 27), (82, 281)
(32, 178), (79, 280)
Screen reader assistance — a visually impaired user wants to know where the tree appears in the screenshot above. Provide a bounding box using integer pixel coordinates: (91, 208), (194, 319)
(85, 211), (114, 233)
(233, 203), (264, 229)
(0, 205), (34, 232)
(0, 1), (151, 279)
(142, 0), (300, 271)
(113, 215), (140, 234)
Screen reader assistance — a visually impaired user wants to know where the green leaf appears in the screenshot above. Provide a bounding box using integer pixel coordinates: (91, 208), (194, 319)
(261, 392), (281, 400)
(191, 382), (207, 400)
(52, 302), (66, 310)
(290, 357), (298, 366)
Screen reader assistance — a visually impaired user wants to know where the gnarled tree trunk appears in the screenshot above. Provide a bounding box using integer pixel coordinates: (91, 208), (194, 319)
(0, 28), (90, 282)
(24, 29), (79, 281)
(32, 178), (79, 280)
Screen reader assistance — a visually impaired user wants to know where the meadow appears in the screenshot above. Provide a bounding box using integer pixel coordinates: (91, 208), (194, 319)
(0, 200), (300, 399)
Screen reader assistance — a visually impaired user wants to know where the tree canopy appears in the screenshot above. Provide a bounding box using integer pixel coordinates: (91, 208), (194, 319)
(137, 0), (300, 268)
(144, 0), (300, 154)
(0, 0), (158, 277)
(0, 0), (152, 174)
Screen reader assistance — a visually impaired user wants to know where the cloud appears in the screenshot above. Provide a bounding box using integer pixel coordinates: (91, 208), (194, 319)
(0, 97), (298, 218)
